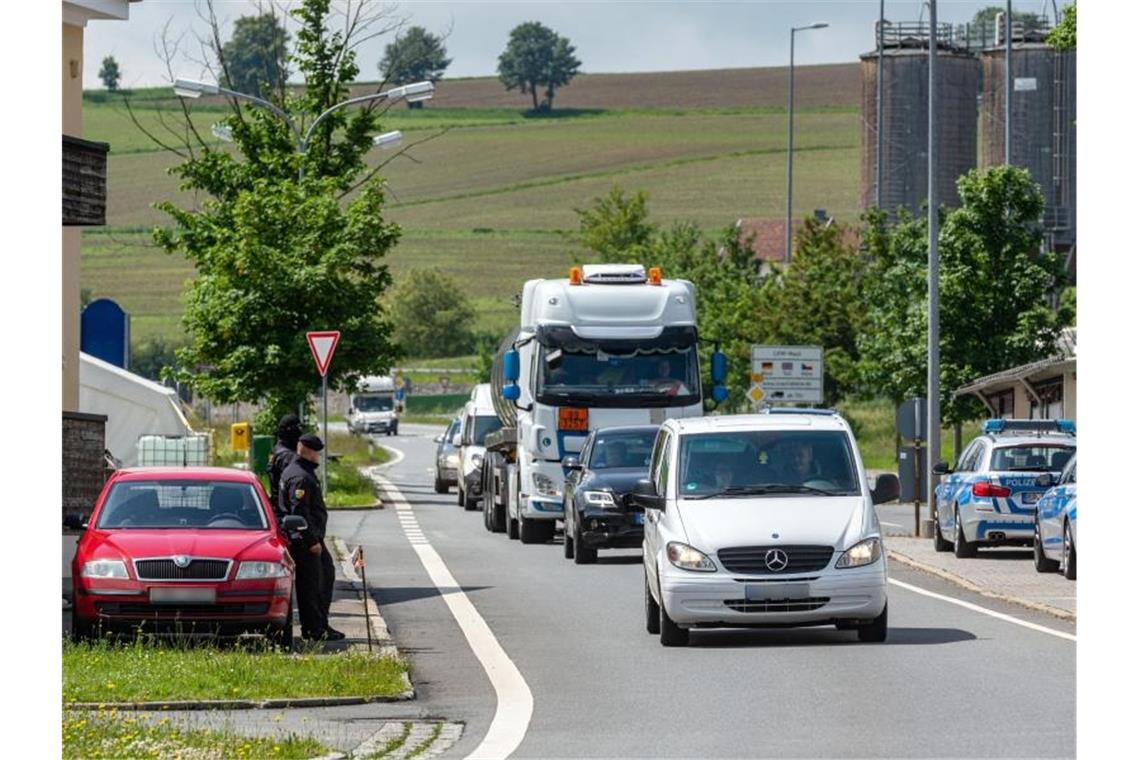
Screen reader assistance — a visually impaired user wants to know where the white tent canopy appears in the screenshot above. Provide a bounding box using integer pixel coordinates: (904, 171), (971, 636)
(79, 352), (194, 466)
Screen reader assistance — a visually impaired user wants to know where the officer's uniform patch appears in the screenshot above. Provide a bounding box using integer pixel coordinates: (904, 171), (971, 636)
(294, 488), (305, 500)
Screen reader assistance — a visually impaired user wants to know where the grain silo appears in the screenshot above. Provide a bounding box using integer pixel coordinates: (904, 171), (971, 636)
(860, 23), (980, 218)
(980, 23), (1076, 252)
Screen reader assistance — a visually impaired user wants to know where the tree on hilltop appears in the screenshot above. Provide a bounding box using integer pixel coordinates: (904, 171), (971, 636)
(379, 26), (451, 107)
(221, 12), (290, 98)
(497, 21), (580, 112)
(99, 56), (121, 91)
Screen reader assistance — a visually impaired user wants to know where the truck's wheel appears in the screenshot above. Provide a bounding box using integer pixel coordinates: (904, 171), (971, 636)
(508, 515), (519, 540)
(490, 503), (506, 533)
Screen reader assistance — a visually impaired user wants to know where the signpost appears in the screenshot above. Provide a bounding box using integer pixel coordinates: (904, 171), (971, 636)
(350, 545), (373, 652)
(750, 345), (824, 409)
(895, 398), (928, 537)
(306, 331), (341, 494)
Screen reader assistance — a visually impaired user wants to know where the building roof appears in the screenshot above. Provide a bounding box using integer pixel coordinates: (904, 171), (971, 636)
(953, 327), (1076, 397)
(734, 217), (862, 265)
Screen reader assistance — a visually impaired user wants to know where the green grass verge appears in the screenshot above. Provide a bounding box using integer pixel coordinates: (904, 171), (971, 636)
(63, 711), (328, 760)
(838, 398), (981, 472)
(326, 432), (389, 507)
(405, 394), (469, 415)
(62, 640), (408, 703)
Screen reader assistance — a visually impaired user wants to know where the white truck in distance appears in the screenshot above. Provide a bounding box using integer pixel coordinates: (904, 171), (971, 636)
(347, 375), (399, 436)
(491, 264), (727, 544)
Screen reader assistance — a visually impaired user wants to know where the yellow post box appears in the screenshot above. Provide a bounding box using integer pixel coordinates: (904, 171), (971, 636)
(230, 422), (251, 451)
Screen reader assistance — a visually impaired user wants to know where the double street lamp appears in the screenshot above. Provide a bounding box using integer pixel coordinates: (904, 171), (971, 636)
(786, 22), (828, 263)
(174, 78), (434, 180)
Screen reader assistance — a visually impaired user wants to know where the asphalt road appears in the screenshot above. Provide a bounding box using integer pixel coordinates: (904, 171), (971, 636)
(331, 424), (1076, 758)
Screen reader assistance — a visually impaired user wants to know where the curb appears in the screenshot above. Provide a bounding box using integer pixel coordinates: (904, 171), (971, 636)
(65, 690), (415, 712)
(887, 549), (1077, 623)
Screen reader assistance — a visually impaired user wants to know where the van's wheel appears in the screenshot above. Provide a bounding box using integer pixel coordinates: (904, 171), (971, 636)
(1062, 521), (1077, 580)
(456, 486), (464, 507)
(857, 601), (888, 643)
(953, 505), (977, 558)
(1034, 517), (1060, 573)
(645, 572), (661, 635)
(933, 504), (953, 552)
(659, 600), (689, 647)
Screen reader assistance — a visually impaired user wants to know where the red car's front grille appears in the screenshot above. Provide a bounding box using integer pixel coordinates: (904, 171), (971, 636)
(96, 602), (269, 617)
(134, 559), (230, 581)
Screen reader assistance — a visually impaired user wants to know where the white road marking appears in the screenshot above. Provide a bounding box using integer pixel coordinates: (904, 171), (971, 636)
(880, 521), (904, 528)
(375, 473), (534, 760)
(889, 578), (1076, 642)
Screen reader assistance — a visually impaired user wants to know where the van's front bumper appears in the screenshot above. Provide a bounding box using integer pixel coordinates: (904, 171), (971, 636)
(659, 561), (887, 628)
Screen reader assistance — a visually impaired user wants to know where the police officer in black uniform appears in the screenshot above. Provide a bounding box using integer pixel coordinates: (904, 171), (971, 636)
(267, 414), (302, 520)
(279, 433), (345, 641)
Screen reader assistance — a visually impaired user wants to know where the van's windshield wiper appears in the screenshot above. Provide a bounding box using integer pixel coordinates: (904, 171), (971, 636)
(686, 483), (845, 499)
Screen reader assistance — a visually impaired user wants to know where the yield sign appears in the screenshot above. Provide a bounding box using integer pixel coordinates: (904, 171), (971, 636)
(306, 331), (340, 376)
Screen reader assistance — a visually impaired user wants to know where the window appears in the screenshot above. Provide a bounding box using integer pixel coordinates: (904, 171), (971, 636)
(655, 435), (673, 496)
(956, 441), (980, 472)
(97, 480), (267, 530)
(990, 445), (1074, 472)
(353, 396), (393, 412)
(589, 431), (656, 470)
(471, 415), (503, 445)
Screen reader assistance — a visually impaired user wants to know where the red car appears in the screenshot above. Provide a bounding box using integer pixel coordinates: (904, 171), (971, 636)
(69, 467), (302, 645)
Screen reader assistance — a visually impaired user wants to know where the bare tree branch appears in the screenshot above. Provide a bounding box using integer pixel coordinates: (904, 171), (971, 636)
(338, 126), (450, 199)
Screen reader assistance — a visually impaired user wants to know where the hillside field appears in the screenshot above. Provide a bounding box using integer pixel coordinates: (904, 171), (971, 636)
(80, 65), (863, 344)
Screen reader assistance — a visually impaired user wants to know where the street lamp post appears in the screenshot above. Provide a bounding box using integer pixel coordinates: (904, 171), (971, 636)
(175, 77), (432, 491)
(926, 1), (941, 532)
(174, 78), (433, 180)
(786, 22), (828, 263)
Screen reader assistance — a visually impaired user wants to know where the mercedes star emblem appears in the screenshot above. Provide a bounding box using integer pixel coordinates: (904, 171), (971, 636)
(173, 555), (191, 568)
(764, 548), (789, 572)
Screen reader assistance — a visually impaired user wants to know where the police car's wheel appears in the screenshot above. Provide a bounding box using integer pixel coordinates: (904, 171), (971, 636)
(1034, 518), (1060, 573)
(857, 601), (889, 643)
(645, 571), (661, 635)
(933, 505), (953, 552)
(1062, 521), (1077, 580)
(953, 505), (977, 558)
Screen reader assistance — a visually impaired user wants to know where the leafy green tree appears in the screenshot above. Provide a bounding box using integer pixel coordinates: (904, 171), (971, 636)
(497, 22), (581, 112)
(386, 269), (476, 359)
(1048, 4), (1076, 50)
(98, 56), (121, 91)
(131, 336), (184, 382)
(154, 0), (401, 428)
(379, 26), (451, 108)
(857, 166), (1071, 423)
(755, 218), (868, 404)
(573, 186), (656, 259)
(220, 12), (290, 98)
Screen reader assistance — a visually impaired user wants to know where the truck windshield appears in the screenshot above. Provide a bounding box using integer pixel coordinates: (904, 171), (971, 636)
(536, 347), (700, 408)
(678, 430), (860, 498)
(354, 396), (393, 412)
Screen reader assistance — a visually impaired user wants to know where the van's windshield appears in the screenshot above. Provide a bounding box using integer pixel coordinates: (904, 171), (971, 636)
(354, 396), (394, 412)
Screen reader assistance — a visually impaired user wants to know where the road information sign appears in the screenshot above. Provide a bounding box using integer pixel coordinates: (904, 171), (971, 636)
(750, 345), (824, 405)
(306, 331), (341, 377)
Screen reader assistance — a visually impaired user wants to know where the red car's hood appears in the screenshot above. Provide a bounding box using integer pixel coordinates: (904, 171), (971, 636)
(82, 529), (282, 561)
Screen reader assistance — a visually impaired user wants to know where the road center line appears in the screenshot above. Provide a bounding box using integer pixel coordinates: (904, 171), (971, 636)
(374, 473), (534, 760)
(888, 577), (1076, 642)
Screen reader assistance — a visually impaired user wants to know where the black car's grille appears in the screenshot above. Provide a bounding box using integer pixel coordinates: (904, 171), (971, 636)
(96, 603), (268, 617)
(717, 545), (835, 574)
(134, 559), (230, 581)
(724, 597), (830, 613)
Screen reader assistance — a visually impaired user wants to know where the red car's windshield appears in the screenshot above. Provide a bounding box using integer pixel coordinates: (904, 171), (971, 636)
(96, 480), (268, 530)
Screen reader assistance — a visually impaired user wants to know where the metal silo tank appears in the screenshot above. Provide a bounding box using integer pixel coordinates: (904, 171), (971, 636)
(861, 25), (980, 219)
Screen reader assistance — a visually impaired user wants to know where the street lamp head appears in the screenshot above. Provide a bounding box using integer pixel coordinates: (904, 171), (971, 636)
(211, 124), (234, 142)
(387, 80), (435, 103)
(173, 78), (219, 98)
(809, 22), (829, 29)
(372, 130), (402, 149)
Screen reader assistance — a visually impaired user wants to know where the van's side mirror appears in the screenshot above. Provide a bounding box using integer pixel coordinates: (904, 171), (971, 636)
(433, 435), (443, 444)
(932, 461), (951, 476)
(281, 515), (308, 533)
(503, 349), (520, 383)
(1035, 472), (1056, 488)
(562, 455), (582, 471)
(871, 473), (900, 505)
(631, 478), (664, 511)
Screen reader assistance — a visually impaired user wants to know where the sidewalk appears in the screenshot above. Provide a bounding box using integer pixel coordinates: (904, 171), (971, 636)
(886, 535), (1076, 621)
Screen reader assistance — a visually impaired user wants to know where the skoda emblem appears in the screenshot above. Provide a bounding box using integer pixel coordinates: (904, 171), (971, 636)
(764, 548), (789, 572)
(173, 555), (191, 569)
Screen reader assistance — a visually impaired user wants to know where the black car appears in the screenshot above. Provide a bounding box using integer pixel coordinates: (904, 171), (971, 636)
(562, 425), (659, 564)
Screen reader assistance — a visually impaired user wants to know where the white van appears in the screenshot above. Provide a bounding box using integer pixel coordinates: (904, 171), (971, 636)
(347, 376), (399, 436)
(457, 384), (504, 510)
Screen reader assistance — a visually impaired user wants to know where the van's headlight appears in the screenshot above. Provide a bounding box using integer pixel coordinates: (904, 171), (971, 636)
(666, 542), (717, 572)
(81, 559), (129, 579)
(236, 561), (289, 579)
(533, 473), (559, 497)
(583, 490), (615, 507)
(836, 537), (882, 569)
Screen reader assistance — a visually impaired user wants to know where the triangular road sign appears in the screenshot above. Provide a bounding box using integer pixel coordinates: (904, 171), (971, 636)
(306, 330), (341, 376)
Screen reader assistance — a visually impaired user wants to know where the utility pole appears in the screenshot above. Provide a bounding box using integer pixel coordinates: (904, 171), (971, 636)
(1005, 0), (1014, 164)
(926, 1), (941, 532)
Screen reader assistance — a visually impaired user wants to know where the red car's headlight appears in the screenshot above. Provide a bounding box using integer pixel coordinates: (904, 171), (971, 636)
(235, 561), (290, 580)
(80, 559), (129, 579)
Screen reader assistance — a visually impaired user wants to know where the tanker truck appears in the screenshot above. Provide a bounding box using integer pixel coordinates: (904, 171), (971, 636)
(480, 263), (727, 543)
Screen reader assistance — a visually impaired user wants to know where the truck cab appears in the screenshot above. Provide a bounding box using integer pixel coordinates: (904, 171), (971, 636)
(347, 376), (399, 437)
(498, 264), (727, 544)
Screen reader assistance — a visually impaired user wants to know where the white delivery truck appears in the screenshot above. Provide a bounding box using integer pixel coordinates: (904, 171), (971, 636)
(347, 376), (399, 436)
(486, 264), (727, 543)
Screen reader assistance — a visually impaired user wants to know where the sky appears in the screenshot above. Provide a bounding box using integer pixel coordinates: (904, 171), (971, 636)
(83, 0), (1065, 89)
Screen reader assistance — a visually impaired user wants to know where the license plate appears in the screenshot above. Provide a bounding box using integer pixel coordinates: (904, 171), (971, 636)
(149, 587), (216, 604)
(631, 512), (644, 525)
(1022, 492), (1041, 504)
(745, 583), (809, 601)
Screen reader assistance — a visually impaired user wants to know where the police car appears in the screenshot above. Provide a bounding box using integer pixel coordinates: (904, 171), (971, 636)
(932, 419), (1075, 558)
(1034, 453), (1077, 580)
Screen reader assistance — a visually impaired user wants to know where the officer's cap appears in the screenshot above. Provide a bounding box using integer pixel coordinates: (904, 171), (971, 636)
(277, 414), (302, 437)
(298, 433), (324, 451)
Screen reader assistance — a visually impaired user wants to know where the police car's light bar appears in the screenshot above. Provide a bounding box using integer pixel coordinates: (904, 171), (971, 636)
(982, 419), (1076, 435)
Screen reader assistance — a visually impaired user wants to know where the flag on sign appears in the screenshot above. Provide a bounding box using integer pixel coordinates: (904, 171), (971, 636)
(350, 545), (365, 571)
